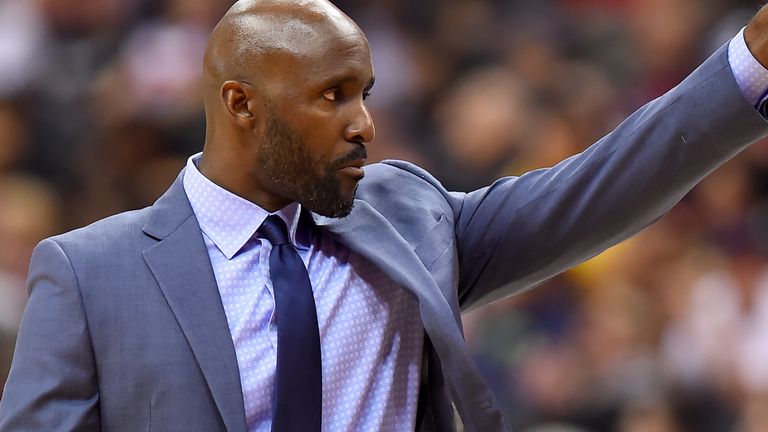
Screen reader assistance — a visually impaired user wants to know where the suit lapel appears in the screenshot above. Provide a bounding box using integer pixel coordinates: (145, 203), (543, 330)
(313, 200), (506, 432)
(312, 200), (467, 368)
(142, 174), (247, 432)
(138, 174), (500, 431)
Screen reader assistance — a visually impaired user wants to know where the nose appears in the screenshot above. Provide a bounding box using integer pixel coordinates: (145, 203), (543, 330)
(345, 102), (375, 144)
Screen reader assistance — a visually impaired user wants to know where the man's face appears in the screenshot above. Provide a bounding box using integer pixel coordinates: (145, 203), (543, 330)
(257, 109), (368, 218)
(255, 28), (375, 218)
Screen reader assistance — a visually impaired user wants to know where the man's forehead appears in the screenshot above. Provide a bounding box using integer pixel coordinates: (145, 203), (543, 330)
(259, 30), (373, 91)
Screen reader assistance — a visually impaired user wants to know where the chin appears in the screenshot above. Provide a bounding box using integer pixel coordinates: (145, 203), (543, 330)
(313, 201), (354, 218)
(305, 189), (356, 218)
(303, 173), (359, 218)
(330, 189), (357, 218)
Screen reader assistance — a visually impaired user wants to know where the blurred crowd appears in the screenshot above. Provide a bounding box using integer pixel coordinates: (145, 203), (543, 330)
(1, 0), (768, 430)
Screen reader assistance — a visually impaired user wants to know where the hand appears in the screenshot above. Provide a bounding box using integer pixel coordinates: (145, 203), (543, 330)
(745, 4), (768, 68)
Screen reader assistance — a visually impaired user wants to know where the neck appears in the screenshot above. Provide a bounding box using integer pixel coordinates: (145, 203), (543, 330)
(198, 147), (292, 213)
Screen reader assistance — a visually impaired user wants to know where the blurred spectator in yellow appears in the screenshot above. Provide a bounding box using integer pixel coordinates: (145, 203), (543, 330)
(0, 176), (61, 331)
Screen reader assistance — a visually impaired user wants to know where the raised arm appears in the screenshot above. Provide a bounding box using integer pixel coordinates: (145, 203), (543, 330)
(453, 14), (768, 310)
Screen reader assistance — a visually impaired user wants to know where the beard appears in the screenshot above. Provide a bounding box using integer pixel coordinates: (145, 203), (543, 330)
(257, 111), (366, 218)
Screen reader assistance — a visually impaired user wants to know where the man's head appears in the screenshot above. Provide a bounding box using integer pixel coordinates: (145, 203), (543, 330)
(199, 0), (375, 218)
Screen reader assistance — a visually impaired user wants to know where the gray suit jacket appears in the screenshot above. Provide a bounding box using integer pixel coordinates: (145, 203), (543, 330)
(1, 45), (767, 432)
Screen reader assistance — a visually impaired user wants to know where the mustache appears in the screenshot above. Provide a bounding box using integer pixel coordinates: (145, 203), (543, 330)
(331, 145), (368, 169)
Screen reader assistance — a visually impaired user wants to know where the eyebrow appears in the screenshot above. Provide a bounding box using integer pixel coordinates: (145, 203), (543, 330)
(319, 74), (375, 90)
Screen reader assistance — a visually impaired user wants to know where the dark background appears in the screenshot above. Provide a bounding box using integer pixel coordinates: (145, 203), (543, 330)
(1, 0), (768, 430)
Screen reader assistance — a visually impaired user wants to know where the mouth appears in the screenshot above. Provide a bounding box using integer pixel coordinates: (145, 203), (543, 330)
(337, 158), (366, 180)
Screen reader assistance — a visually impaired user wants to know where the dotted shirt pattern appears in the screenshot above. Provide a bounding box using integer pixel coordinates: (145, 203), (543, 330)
(183, 155), (424, 432)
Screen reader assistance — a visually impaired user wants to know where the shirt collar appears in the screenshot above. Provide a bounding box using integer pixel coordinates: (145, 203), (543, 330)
(182, 153), (304, 259)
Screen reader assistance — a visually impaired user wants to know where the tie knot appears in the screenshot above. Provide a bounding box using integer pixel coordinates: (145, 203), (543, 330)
(258, 215), (291, 246)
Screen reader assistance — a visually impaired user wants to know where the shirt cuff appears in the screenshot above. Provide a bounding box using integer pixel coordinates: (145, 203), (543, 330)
(728, 27), (768, 109)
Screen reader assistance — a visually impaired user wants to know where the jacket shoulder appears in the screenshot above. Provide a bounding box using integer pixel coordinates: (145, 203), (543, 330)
(45, 207), (154, 261)
(363, 160), (446, 192)
(359, 160), (462, 216)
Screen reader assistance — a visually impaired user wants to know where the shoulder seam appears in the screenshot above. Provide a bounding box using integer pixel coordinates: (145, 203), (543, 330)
(46, 238), (97, 362)
(379, 160), (445, 194)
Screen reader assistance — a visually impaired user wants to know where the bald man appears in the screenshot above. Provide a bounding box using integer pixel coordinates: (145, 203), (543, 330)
(3, 0), (768, 431)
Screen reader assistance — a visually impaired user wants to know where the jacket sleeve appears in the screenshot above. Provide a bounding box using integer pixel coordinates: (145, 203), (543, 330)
(0, 238), (100, 431)
(451, 43), (768, 311)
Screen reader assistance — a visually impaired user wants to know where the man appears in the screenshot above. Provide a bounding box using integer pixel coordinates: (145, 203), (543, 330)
(2, 0), (768, 431)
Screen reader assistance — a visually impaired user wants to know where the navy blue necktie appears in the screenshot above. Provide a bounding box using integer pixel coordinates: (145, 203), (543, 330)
(259, 215), (322, 432)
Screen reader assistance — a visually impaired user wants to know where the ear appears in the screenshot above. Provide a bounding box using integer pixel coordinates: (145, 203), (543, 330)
(221, 80), (262, 129)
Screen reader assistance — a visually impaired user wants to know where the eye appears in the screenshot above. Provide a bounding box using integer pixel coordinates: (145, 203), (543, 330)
(363, 90), (372, 101)
(322, 89), (341, 102)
